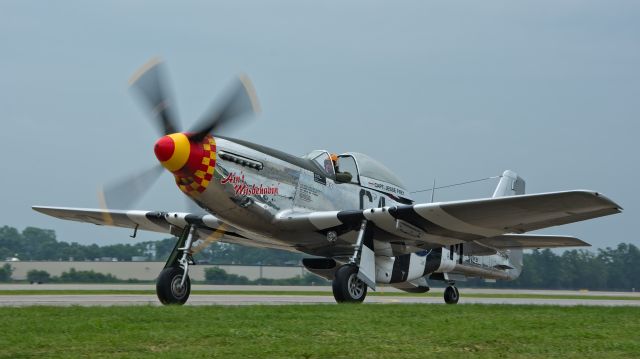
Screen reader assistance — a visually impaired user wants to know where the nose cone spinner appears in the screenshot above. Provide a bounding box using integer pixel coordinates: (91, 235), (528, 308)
(154, 133), (191, 172)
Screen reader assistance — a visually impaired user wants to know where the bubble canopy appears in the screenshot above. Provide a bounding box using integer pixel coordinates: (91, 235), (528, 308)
(302, 150), (410, 200)
(343, 152), (407, 190)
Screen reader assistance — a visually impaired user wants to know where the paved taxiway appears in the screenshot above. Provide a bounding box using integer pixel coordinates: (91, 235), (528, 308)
(1, 284), (638, 307)
(1, 294), (639, 307)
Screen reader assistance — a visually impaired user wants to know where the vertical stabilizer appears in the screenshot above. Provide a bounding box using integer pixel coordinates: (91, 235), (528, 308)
(492, 170), (525, 278)
(492, 170), (525, 198)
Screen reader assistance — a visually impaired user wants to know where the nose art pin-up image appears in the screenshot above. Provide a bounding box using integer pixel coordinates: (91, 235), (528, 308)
(33, 58), (622, 305)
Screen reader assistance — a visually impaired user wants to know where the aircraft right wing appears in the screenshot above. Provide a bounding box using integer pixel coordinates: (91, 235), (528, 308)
(276, 190), (621, 251)
(31, 206), (251, 253)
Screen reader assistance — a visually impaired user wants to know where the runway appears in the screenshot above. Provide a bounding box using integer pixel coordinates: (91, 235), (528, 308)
(1, 293), (639, 307)
(0, 284), (640, 307)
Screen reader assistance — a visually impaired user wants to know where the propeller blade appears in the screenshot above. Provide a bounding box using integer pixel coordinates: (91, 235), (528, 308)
(98, 164), (164, 210)
(129, 58), (181, 135)
(191, 224), (228, 255)
(188, 74), (260, 142)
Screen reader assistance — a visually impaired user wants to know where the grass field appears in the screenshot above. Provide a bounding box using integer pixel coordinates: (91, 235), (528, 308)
(0, 289), (638, 301)
(0, 305), (638, 358)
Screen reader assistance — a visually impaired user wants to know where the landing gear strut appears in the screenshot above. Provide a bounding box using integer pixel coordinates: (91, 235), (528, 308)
(331, 220), (372, 303)
(156, 225), (196, 305)
(444, 284), (459, 304)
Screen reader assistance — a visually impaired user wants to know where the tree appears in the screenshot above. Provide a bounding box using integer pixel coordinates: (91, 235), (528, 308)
(59, 268), (119, 283)
(204, 267), (250, 284)
(0, 226), (22, 260)
(22, 227), (57, 260)
(0, 263), (13, 282)
(598, 243), (640, 291)
(27, 270), (51, 283)
(155, 238), (178, 260)
(199, 242), (303, 265)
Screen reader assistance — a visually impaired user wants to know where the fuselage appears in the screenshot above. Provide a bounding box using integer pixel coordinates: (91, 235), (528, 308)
(155, 134), (522, 283)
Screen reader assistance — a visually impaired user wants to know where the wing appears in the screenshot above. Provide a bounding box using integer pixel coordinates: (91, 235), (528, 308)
(276, 190), (621, 253)
(415, 190), (621, 236)
(31, 206), (248, 252)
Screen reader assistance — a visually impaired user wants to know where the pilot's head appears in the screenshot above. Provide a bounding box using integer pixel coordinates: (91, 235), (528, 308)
(324, 158), (334, 173)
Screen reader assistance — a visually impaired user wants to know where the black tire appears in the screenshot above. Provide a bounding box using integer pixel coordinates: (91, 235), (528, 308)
(444, 286), (459, 304)
(332, 265), (367, 303)
(156, 267), (191, 305)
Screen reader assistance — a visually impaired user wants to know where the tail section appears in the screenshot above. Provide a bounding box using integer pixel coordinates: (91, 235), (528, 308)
(492, 170), (525, 198)
(492, 170), (525, 279)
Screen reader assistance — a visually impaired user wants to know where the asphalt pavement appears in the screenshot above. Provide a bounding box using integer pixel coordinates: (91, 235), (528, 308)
(0, 284), (638, 307)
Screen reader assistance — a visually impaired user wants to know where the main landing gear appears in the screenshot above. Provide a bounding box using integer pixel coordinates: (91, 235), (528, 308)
(444, 284), (459, 304)
(332, 265), (367, 303)
(332, 219), (373, 304)
(156, 225), (196, 305)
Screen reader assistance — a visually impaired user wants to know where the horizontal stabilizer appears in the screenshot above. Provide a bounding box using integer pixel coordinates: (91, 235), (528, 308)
(476, 234), (590, 249)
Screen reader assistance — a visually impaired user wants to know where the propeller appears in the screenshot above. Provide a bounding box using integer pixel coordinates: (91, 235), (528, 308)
(188, 74), (260, 142)
(128, 58), (180, 136)
(98, 165), (164, 210)
(98, 59), (260, 210)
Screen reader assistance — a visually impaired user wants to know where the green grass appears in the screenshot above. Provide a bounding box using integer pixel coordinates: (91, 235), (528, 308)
(0, 289), (638, 301)
(0, 305), (638, 358)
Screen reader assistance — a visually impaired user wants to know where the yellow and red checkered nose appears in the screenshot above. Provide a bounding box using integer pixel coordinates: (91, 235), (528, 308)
(154, 133), (217, 195)
(154, 133), (191, 172)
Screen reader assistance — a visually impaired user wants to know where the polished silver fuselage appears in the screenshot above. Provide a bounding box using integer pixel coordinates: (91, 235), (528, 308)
(196, 138), (403, 255)
(190, 137), (520, 283)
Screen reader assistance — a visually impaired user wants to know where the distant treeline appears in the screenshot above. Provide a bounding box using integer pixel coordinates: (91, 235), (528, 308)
(0, 226), (303, 265)
(468, 244), (640, 291)
(1, 225), (638, 290)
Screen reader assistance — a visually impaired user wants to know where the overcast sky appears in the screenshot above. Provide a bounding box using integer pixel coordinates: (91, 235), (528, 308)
(1, 1), (637, 249)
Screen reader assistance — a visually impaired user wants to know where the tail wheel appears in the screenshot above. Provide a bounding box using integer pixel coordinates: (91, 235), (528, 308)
(156, 267), (191, 305)
(444, 285), (459, 304)
(332, 265), (367, 303)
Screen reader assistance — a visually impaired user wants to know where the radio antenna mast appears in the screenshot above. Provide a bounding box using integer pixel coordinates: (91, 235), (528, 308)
(430, 178), (436, 203)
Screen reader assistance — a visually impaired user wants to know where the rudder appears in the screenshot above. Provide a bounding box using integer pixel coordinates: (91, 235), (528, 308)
(492, 170), (525, 278)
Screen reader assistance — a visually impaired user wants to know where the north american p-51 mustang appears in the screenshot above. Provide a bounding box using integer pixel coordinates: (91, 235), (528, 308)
(34, 60), (622, 305)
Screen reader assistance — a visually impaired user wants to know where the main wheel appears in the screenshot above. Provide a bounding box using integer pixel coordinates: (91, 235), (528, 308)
(332, 265), (367, 303)
(156, 267), (191, 305)
(444, 285), (459, 304)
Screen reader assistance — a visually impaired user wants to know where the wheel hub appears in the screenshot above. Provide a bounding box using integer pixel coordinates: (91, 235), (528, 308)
(347, 273), (365, 299)
(170, 275), (187, 298)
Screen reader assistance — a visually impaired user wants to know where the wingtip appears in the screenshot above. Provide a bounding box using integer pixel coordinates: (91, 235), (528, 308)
(593, 191), (623, 211)
(32, 205), (56, 216)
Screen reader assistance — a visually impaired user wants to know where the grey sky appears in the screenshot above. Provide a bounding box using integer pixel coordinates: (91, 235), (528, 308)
(1, 1), (637, 248)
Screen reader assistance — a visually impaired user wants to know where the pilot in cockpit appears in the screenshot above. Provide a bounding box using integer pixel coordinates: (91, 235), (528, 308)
(330, 153), (339, 172)
(330, 153), (353, 183)
(324, 154), (337, 174)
